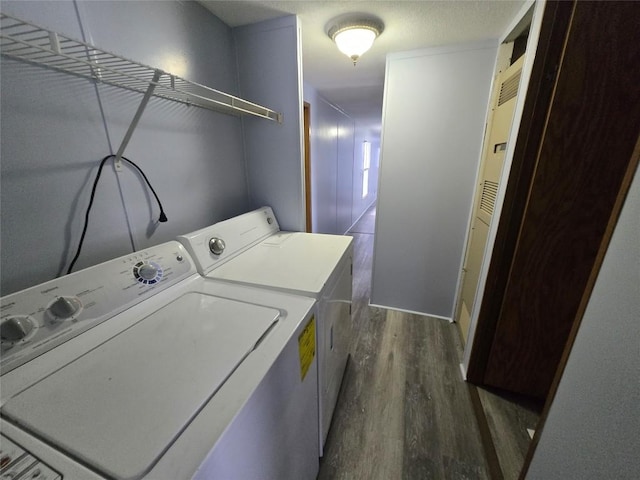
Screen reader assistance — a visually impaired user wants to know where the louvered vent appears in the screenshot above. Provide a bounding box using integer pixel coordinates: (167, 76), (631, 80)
(480, 181), (499, 216)
(498, 69), (522, 106)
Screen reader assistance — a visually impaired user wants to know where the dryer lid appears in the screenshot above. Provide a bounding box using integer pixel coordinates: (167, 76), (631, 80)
(212, 232), (353, 295)
(1, 292), (279, 480)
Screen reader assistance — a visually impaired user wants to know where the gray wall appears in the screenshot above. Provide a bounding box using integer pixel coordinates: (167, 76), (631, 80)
(336, 115), (355, 234)
(303, 85), (378, 235)
(0, 1), (289, 294)
(526, 165), (640, 479)
(371, 41), (497, 319)
(305, 86), (338, 233)
(234, 16), (305, 232)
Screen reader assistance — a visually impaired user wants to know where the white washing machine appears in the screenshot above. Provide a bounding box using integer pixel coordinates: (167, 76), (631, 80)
(178, 207), (353, 454)
(0, 241), (319, 479)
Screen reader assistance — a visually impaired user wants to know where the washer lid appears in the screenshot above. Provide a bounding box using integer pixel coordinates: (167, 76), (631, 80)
(1, 292), (280, 480)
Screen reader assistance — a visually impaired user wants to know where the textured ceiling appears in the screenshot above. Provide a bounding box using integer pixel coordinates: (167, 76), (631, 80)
(200, 1), (527, 131)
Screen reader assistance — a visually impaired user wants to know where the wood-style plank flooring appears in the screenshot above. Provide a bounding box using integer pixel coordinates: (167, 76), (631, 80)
(476, 387), (541, 480)
(318, 207), (491, 479)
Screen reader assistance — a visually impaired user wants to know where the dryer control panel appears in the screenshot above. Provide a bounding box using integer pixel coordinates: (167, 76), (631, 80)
(0, 435), (61, 480)
(0, 242), (194, 374)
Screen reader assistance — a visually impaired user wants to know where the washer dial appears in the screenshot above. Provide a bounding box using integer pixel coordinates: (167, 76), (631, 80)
(1, 315), (36, 346)
(48, 296), (82, 319)
(45, 296), (83, 325)
(133, 261), (163, 285)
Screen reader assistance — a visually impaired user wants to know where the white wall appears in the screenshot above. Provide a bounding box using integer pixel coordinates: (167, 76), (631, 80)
(526, 165), (640, 479)
(371, 41), (497, 319)
(0, 0), (250, 295)
(303, 85), (378, 235)
(234, 16), (305, 232)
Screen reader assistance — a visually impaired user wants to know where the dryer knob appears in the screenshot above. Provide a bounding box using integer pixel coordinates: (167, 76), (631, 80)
(209, 237), (226, 256)
(48, 296), (81, 319)
(1, 316), (34, 341)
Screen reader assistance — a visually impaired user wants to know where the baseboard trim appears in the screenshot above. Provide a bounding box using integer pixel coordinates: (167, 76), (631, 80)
(344, 201), (377, 234)
(459, 362), (468, 380)
(368, 303), (452, 322)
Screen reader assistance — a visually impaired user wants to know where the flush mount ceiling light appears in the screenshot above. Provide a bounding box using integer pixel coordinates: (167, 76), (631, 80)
(328, 18), (384, 65)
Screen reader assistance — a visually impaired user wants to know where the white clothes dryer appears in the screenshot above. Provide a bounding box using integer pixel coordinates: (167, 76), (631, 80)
(0, 241), (319, 480)
(178, 207), (353, 454)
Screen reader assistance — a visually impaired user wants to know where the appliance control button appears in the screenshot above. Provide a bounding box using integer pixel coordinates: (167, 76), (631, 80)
(1, 316), (35, 342)
(137, 263), (158, 280)
(209, 237), (226, 256)
(48, 296), (81, 319)
(20, 461), (61, 480)
(176, 255), (183, 262)
(267, 216), (273, 224)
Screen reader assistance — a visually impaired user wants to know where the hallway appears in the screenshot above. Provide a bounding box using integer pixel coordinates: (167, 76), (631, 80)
(318, 206), (491, 479)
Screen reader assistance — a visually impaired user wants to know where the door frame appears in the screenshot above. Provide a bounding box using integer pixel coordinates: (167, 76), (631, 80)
(466, 0), (573, 386)
(303, 102), (312, 232)
(456, 53), (525, 345)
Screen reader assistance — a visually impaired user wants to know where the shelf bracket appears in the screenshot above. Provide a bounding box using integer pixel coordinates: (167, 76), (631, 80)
(114, 69), (162, 171)
(48, 31), (61, 54)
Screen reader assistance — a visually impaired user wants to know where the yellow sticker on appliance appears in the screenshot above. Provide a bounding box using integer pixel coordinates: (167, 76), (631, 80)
(298, 316), (316, 381)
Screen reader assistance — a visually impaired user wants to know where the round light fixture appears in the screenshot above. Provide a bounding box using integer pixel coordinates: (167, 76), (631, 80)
(328, 19), (384, 65)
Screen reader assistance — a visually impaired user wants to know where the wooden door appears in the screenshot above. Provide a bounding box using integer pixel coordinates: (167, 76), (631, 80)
(468, 0), (640, 400)
(458, 56), (525, 344)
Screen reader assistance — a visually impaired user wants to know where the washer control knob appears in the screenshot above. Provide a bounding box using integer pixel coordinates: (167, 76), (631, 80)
(48, 296), (81, 319)
(1, 316), (34, 342)
(209, 237), (226, 256)
(138, 263), (158, 281)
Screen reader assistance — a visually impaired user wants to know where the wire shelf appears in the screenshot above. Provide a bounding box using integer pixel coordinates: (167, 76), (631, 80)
(0, 13), (283, 123)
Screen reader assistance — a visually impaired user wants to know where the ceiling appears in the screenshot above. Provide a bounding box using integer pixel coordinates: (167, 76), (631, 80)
(200, 1), (527, 132)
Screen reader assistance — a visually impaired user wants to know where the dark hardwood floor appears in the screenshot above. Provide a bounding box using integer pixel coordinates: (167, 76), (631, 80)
(318, 206), (491, 479)
(475, 386), (541, 480)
